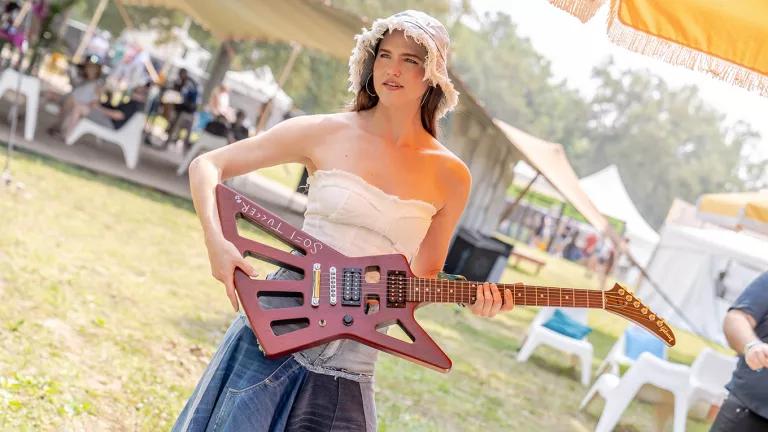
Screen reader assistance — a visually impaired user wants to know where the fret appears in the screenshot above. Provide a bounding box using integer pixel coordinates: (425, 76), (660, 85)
(547, 286), (551, 306)
(558, 287), (562, 307)
(441, 279), (445, 303)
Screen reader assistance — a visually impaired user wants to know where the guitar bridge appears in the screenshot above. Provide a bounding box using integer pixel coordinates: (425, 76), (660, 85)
(311, 263), (320, 307)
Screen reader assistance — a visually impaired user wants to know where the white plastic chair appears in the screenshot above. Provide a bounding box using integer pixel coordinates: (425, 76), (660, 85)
(584, 352), (691, 432)
(595, 325), (668, 377)
(176, 131), (229, 175)
(687, 348), (737, 409)
(516, 307), (593, 386)
(582, 348), (737, 432)
(66, 113), (147, 169)
(0, 68), (40, 141)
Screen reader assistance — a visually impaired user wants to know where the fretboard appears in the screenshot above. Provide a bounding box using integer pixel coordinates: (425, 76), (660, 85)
(408, 278), (605, 309)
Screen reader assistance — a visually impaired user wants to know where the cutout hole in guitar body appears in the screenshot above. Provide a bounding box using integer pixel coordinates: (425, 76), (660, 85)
(257, 291), (304, 308)
(270, 318), (310, 336)
(236, 216), (307, 257)
(365, 294), (380, 315)
(364, 266), (380, 283)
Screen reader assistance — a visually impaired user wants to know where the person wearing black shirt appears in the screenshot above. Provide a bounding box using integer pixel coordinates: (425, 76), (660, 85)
(229, 109), (249, 142)
(62, 83), (149, 136)
(202, 113), (230, 139)
(710, 272), (768, 431)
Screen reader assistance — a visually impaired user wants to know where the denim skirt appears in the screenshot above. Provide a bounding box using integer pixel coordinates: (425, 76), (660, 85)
(172, 264), (376, 432)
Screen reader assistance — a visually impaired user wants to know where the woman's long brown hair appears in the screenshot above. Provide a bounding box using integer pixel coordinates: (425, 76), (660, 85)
(348, 37), (445, 138)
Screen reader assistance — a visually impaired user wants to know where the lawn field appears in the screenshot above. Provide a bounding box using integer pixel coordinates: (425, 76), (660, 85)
(0, 151), (718, 431)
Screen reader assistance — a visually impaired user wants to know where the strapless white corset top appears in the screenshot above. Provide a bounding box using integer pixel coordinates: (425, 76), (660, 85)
(302, 169), (437, 262)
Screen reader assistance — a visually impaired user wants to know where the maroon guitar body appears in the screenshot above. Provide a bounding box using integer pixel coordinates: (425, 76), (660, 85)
(216, 184), (675, 372)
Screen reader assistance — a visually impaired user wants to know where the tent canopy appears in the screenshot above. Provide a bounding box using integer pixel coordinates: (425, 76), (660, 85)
(696, 191), (768, 234)
(494, 119), (611, 235)
(120, 0), (363, 59)
(580, 165), (659, 264)
(638, 224), (768, 344)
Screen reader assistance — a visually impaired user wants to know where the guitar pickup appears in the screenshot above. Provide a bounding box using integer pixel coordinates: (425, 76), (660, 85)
(342, 268), (362, 306)
(311, 263), (320, 307)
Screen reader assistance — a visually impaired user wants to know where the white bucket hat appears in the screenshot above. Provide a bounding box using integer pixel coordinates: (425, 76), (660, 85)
(348, 10), (459, 120)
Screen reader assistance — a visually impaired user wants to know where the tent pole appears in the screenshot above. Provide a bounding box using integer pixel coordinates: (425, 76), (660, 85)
(72, 0), (109, 64)
(256, 42), (302, 131)
(499, 171), (540, 222)
(546, 201), (566, 253)
(514, 204), (531, 241)
(114, 0), (134, 29)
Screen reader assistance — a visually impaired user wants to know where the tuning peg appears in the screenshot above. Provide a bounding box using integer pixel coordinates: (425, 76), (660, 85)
(649, 314), (656, 321)
(641, 307), (648, 314)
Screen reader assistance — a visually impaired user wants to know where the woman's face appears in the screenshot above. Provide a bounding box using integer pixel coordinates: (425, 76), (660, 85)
(372, 30), (429, 109)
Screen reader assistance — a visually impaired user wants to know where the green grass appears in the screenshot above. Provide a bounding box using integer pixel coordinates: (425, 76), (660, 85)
(0, 151), (720, 431)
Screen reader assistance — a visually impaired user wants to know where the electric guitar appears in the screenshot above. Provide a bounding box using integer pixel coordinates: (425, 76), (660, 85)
(216, 184), (676, 372)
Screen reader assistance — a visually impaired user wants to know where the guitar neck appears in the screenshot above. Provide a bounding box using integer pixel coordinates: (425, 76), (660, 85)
(408, 278), (606, 309)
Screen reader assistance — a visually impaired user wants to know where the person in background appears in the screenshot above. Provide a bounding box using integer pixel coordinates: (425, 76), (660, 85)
(562, 231), (582, 262)
(161, 68), (199, 148)
(206, 83), (234, 123)
(201, 113), (230, 139)
(61, 82), (149, 137)
(47, 55), (104, 139)
(229, 109), (249, 143)
(710, 272), (768, 431)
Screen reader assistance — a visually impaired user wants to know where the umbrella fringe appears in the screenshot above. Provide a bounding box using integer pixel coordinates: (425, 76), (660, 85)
(547, 0), (606, 23)
(606, 0), (768, 98)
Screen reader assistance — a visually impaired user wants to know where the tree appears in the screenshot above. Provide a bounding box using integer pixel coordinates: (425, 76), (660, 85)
(450, 12), (590, 147)
(573, 58), (764, 227)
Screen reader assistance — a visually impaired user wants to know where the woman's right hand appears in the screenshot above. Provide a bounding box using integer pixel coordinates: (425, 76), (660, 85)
(205, 235), (259, 312)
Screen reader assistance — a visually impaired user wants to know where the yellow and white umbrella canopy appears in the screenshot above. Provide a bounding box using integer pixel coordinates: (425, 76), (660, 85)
(547, 0), (768, 98)
(696, 191), (768, 234)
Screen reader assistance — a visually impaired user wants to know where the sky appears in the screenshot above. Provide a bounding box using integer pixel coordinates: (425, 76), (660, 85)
(469, 0), (768, 162)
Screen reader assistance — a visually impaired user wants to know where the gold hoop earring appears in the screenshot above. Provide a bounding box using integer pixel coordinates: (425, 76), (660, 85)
(365, 73), (376, 97)
(420, 87), (433, 107)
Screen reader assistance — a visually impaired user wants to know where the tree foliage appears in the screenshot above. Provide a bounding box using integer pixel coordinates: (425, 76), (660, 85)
(68, 3), (765, 227)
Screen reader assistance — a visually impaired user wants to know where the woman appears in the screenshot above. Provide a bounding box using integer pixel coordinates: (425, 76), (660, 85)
(174, 10), (513, 431)
(46, 55), (104, 139)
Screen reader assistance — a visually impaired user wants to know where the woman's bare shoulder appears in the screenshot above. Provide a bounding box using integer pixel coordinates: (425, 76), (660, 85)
(430, 139), (471, 185)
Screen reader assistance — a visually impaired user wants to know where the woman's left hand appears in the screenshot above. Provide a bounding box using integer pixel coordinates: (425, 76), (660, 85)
(469, 282), (514, 318)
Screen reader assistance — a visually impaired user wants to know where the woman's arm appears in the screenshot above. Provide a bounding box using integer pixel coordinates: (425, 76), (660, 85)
(188, 115), (322, 310)
(409, 159), (513, 318)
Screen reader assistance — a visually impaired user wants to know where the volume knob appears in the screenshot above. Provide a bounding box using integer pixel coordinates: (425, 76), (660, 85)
(343, 314), (354, 326)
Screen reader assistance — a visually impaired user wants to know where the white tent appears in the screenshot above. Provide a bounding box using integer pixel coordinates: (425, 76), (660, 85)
(637, 224), (768, 344)
(579, 165), (660, 268)
(224, 67), (293, 129)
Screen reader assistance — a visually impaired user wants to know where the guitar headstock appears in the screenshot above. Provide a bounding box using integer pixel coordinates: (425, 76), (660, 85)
(604, 283), (676, 347)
